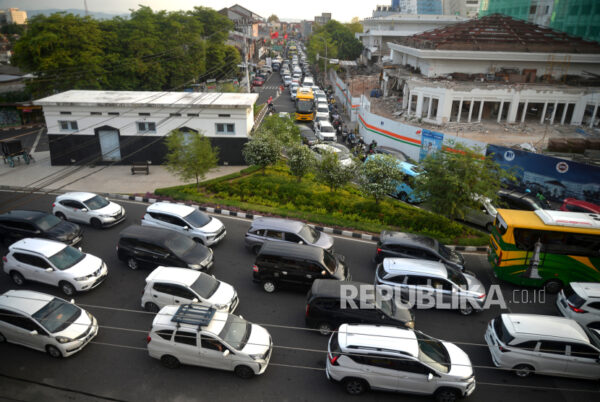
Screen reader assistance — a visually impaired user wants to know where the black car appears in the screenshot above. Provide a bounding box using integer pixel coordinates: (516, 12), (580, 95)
(0, 210), (82, 247)
(117, 225), (213, 271)
(373, 146), (409, 162)
(497, 189), (549, 211)
(253, 241), (349, 293)
(296, 124), (318, 146)
(374, 230), (465, 271)
(305, 279), (414, 335)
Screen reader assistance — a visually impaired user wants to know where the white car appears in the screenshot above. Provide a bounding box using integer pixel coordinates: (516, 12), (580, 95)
(52, 192), (126, 228)
(0, 290), (98, 358)
(147, 304), (272, 378)
(3, 238), (108, 296)
(557, 282), (600, 327)
(141, 266), (239, 313)
(289, 83), (299, 100)
(311, 143), (354, 168)
(315, 103), (330, 122)
(327, 324), (475, 399)
(283, 75), (292, 86)
(314, 120), (336, 141)
(302, 77), (314, 87)
(141, 202), (226, 246)
(485, 314), (600, 380)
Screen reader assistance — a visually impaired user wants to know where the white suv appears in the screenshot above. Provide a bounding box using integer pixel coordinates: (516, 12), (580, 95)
(315, 120), (336, 141)
(0, 290), (98, 357)
(485, 314), (600, 380)
(142, 202), (226, 246)
(53, 192), (126, 228)
(141, 266), (239, 313)
(147, 304), (272, 378)
(327, 324), (475, 401)
(556, 282), (600, 326)
(3, 238), (108, 296)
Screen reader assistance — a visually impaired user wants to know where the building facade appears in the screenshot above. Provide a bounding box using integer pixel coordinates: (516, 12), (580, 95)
(6, 8), (27, 25)
(314, 13), (332, 25)
(34, 91), (259, 166)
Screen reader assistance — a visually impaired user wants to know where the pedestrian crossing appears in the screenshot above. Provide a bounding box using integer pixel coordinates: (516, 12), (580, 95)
(256, 86), (281, 90)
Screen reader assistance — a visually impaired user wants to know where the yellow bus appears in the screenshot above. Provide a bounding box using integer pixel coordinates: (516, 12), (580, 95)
(488, 208), (600, 293)
(295, 87), (315, 122)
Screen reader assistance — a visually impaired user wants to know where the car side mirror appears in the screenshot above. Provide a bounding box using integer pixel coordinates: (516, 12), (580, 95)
(223, 349), (230, 357)
(321, 270), (327, 276)
(81, 208), (88, 212)
(45, 268), (53, 272)
(298, 241), (304, 245)
(183, 226), (189, 231)
(427, 373), (433, 382)
(30, 330), (38, 336)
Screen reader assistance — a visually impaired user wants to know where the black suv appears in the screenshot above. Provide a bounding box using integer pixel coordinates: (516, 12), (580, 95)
(305, 279), (414, 335)
(374, 230), (465, 271)
(253, 241), (349, 293)
(0, 210), (82, 247)
(497, 189), (548, 211)
(117, 225), (213, 271)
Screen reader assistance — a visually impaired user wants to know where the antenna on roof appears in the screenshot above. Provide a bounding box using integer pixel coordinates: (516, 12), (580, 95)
(84, 0), (89, 17)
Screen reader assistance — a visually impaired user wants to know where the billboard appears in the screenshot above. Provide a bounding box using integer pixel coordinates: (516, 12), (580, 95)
(419, 129), (444, 162)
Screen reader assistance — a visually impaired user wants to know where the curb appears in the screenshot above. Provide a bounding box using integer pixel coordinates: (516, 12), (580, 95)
(105, 192), (489, 252)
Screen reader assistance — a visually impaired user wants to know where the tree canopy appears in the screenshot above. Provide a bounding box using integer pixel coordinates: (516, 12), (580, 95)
(164, 130), (219, 190)
(267, 14), (280, 23)
(359, 154), (404, 204)
(307, 20), (363, 66)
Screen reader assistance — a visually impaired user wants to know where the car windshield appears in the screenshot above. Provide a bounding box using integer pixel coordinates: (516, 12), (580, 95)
(33, 214), (61, 231)
(184, 210), (211, 228)
(416, 331), (450, 373)
(32, 298), (81, 333)
(446, 267), (468, 289)
(219, 315), (251, 350)
(165, 235), (197, 257)
(297, 100), (314, 113)
(298, 224), (319, 243)
(317, 106), (328, 113)
(83, 195), (110, 210)
(321, 126), (334, 133)
(322, 250), (337, 273)
(48, 246), (85, 270)
(191, 274), (220, 299)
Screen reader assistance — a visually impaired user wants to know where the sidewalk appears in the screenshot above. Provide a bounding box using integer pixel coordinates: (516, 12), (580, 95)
(0, 150), (247, 194)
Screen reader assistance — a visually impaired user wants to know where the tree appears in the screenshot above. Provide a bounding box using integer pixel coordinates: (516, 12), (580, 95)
(255, 114), (301, 148)
(414, 142), (514, 219)
(164, 130), (218, 190)
(308, 20), (363, 63)
(345, 18), (363, 35)
(315, 151), (354, 192)
(287, 144), (315, 182)
(359, 154), (404, 204)
(242, 135), (280, 174)
(267, 14), (280, 23)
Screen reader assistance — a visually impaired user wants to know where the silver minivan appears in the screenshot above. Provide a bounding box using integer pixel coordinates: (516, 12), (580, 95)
(244, 217), (333, 254)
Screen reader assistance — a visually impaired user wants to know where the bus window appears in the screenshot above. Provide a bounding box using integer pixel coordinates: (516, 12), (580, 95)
(495, 214), (508, 236)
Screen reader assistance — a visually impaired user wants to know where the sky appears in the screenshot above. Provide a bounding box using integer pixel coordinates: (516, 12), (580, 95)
(1, 0), (383, 22)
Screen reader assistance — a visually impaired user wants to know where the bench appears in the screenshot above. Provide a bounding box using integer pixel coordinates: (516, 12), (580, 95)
(131, 162), (149, 175)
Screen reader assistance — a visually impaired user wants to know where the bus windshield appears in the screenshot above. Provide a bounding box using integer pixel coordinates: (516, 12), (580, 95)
(296, 99), (314, 113)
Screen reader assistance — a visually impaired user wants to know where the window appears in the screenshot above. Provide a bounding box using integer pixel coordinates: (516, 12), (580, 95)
(216, 123), (235, 135)
(90, 112), (102, 116)
(153, 283), (175, 294)
(59, 121), (78, 131)
(156, 330), (173, 340)
(138, 113), (150, 116)
(395, 359), (429, 374)
(265, 230), (283, 240)
(137, 122), (156, 133)
(13, 253), (50, 268)
(539, 341), (566, 355)
(169, 113), (181, 117)
(406, 276), (429, 286)
(174, 330), (197, 346)
(108, 112), (119, 116)
(218, 114), (231, 118)
(0, 310), (40, 332)
(511, 340), (538, 351)
(362, 356), (396, 370)
(569, 344), (599, 359)
(201, 335), (225, 351)
(187, 113), (199, 117)
(60, 111), (72, 115)
(284, 232), (303, 243)
(513, 228), (600, 257)
(588, 302), (600, 310)
(170, 286), (195, 300)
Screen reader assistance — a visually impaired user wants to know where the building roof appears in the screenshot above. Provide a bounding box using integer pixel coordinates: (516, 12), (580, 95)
(34, 90), (259, 109)
(399, 14), (600, 54)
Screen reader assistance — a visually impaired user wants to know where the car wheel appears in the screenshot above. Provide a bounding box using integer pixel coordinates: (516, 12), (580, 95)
(434, 388), (459, 402)
(485, 222), (494, 232)
(0, 332), (6, 343)
(55, 212), (66, 220)
(60, 281), (76, 296)
(544, 280), (563, 294)
(262, 280), (276, 293)
(343, 378), (368, 395)
(90, 218), (102, 229)
(144, 302), (160, 313)
(10, 271), (25, 286)
(398, 192), (408, 202)
(234, 365), (255, 379)
(513, 364), (534, 377)
(317, 322), (333, 336)
(160, 355), (180, 369)
(46, 345), (63, 358)
(127, 258), (139, 270)
(459, 304), (474, 316)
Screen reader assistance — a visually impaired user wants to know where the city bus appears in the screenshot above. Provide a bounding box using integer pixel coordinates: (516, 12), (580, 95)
(488, 209), (600, 293)
(295, 87), (315, 122)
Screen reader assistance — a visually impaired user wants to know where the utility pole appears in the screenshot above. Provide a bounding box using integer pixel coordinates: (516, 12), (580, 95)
(245, 38), (251, 93)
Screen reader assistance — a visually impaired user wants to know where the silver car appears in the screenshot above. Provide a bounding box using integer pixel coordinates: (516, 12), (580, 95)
(244, 217), (333, 254)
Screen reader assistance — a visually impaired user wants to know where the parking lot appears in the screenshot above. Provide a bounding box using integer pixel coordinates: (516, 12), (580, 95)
(0, 191), (599, 402)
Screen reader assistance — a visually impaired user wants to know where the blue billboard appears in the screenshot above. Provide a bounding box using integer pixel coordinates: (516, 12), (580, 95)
(419, 129), (444, 162)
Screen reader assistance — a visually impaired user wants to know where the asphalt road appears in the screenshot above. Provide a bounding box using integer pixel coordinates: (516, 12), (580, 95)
(0, 191), (598, 402)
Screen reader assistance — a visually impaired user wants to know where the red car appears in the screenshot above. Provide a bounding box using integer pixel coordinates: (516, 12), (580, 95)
(252, 77), (265, 86)
(560, 197), (600, 213)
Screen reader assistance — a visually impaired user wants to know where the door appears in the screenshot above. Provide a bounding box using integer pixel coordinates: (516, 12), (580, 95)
(172, 330), (199, 365)
(0, 310), (47, 351)
(13, 253), (55, 285)
(150, 283), (175, 307)
(60, 200), (88, 222)
(566, 343), (600, 379)
(536, 341), (569, 375)
(170, 285), (197, 306)
(358, 356), (399, 390)
(395, 360), (437, 395)
(98, 129), (121, 161)
(200, 335), (233, 370)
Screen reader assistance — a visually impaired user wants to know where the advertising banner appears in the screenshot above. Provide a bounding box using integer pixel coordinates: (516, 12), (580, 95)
(419, 129), (444, 162)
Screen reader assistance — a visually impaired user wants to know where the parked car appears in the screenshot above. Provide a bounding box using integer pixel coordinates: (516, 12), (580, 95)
(306, 279), (414, 335)
(484, 314), (600, 380)
(463, 195), (497, 232)
(245, 217), (333, 254)
(0, 290), (98, 358)
(372, 146), (409, 162)
(52, 192), (126, 228)
(253, 241), (349, 293)
(310, 143), (354, 167)
(497, 189), (547, 211)
(3, 238), (108, 296)
(117, 225), (213, 271)
(374, 230), (466, 272)
(375, 258), (485, 315)
(315, 103), (329, 121)
(251, 77), (265, 86)
(0, 210), (82, 247)
(327, 324), (476, 400)
(556, 282), (600, 326)
(147, 304), (272, 378)
(314, 120), (336, 141)
(289, 83), (299, 100)
(296, 124), (318, 146)
(142, 202), (226, 246)
(560, 198), (600, 213)
(302, 76), (314, 87)
(141, 266), (238, 313)
(282, 75), (292, 86)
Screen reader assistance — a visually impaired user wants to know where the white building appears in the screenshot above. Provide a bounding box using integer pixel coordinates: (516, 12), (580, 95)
(34, 90), (259, 166)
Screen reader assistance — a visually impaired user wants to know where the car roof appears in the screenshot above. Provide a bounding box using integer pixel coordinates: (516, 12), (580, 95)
(154, 304), (228, 335)
(10, 238), (67, 257)
(250, 217), (306, 232)
(338, 324), (418, 357)
(147, 202), (195, 217)
(146, 266), (200, 286)
(382, 258), (447, 278)
(0, 209), (49, 221)
(258, 241), (324, 260)
(380, 231), (437, 249)
(562, 198), (600, 213)
(312, 143), (345, 153)
(502, 314), (590, 343)
(57, 192), (98, 202)
(0, 290), (55, 315)
(570, 282), (600, 299)
(319, 121), (333, 128)
(311, 279), (373, 299)
(119, 224), (183, 243)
